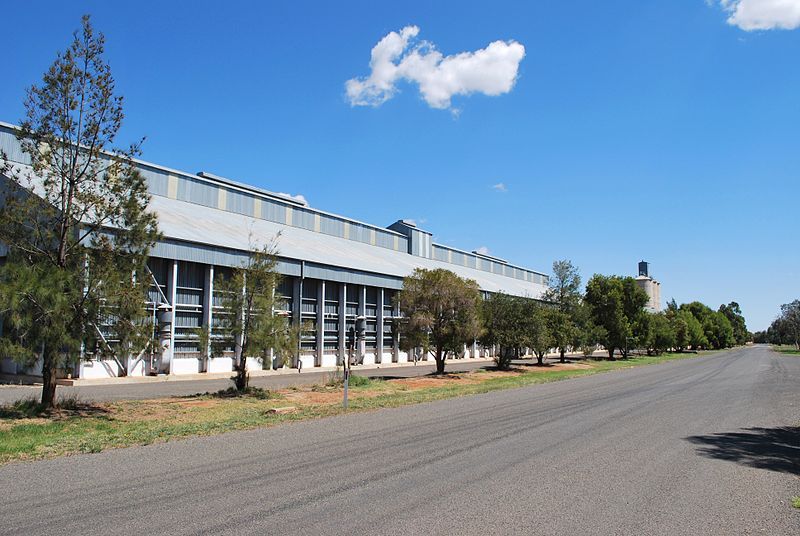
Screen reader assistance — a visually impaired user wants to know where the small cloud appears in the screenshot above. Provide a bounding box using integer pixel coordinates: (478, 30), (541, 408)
(276, 192), (308, 206)
(714, 0), (800, 31)
(346, 25), (525, 111)
(491, 182), (508, 192)
(475, 246), (491, 256)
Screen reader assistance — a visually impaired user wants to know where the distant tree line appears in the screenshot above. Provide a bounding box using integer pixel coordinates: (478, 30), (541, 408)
(752, 300), (800, 349)
(398, 261), (750, 373)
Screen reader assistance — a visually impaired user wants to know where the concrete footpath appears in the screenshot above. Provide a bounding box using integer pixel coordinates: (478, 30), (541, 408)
(0, 357), (496, 404)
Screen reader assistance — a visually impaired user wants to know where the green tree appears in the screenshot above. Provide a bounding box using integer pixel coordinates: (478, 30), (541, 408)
(542, 259), (582, 363)
(0, 16), (159, 407)
(643, 312), (675, 355)
(681, 302), (718, 349)
(481, 293), (529, 370)
(670, 314), (690, 352)
(704, 311), (734, 349)
(209, 240), (299, 391)
(718, 302), (748, 346)
(527, 302), (554, 366)
(778, 300), (800, 349)
(398, 268), (482, 374)
(571, 301), (603, 357)
(584, 275), (649, 359)
(682, 310), (708, 349)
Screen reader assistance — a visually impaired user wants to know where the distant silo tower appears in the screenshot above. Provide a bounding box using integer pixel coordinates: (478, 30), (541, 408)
(635, 260), (661, 312)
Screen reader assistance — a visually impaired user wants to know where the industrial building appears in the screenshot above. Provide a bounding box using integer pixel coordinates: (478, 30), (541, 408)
(0, 121), (549, 380)
(635, 261), (662, 313)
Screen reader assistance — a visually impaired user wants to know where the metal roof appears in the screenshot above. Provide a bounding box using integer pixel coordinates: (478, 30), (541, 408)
(151, 195), (546, 298)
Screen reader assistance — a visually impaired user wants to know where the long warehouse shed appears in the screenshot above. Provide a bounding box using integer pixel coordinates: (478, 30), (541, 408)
(0, 121), (548, 379)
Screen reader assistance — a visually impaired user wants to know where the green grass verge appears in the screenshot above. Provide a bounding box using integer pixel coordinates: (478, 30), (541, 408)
(792, 497), (800, 509)
(772, 345), (800, 356)
(0, 350), (715, 465)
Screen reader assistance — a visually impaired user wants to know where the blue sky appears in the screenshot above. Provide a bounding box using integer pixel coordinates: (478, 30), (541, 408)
(1, 1), (798, 330)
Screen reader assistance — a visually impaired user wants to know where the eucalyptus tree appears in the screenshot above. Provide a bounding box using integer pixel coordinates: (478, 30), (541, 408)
(527, 301), (554, 366)
(542, 260), (582, 363)
(584, 275), (648, 359)
(718, 302), (748, 346)
(482, 292), (528, 369)
(398, 268), (482, 374)
(0, 16), (159, 407)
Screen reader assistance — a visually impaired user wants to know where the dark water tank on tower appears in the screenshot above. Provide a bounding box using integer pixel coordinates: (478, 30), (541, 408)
(638, 261), (649, 277)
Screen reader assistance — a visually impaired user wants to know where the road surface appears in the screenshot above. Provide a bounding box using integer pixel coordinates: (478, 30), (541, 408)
(1, 345), (798, 535)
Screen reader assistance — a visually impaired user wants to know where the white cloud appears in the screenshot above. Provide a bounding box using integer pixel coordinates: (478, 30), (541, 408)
(491, 182), (508, 192)
(717, 0), (800, 30)
(475, 246), (491, 256)
(346, 26), (525, 110)
(276, 192), (308, 206)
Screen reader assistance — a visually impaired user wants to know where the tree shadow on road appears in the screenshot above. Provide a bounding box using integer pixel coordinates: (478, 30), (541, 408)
(686, 426), (800, 475)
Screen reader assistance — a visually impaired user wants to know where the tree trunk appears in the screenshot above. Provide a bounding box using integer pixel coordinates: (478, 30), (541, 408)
(435, 346), (445, 374)
(233, 357), (248, 391)
(607, 347), (615, 360)
(536, 352), (544, 366)
(560, 347), (566, 364)
(41, 351), (58, 408)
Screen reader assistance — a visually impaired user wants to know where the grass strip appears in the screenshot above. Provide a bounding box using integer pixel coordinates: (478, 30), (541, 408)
(772, 345), (800, 356)
(0, 350), (715, 465)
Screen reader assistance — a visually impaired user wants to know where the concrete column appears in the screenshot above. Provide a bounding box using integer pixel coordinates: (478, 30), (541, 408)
(376, 288), (384, 364)
(358, 285), (366, 361)
(292, 277), (302, 368)
(393, 300), (400, 363)
(338, 283), (347, 366)
(202, 265), (214, 372)
(267, 284), (274, 370)
(166, 259), (179, 375)
(316, 280), (324, 367)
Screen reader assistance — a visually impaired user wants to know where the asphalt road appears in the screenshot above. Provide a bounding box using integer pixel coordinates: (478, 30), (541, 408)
(0, 359), (491, 404)
(1, 345), (798, 535)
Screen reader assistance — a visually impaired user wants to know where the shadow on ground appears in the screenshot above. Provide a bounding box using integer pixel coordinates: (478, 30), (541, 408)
(686, 426), (800, 475)
(0, 395), (110, 420)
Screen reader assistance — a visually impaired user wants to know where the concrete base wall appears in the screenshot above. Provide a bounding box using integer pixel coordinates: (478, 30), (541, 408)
(321, 354), (338, 368)
(80, 359), (121, 379)
(208, 357), (233, 374)
(172, 357), (202, 375)
(298, 355), (315, 370)
(245, 357), (265, 371)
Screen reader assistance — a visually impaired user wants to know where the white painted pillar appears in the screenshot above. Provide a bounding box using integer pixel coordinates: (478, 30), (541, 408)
(292, 278), (302, 368)
(316, 280), (324, 367)
(338, 283), (347, 366)
(202, 265), (214, 373)
(167, 259), (179, 375)
(393, 299), (400, 363)
(358, 285), (366, 361)
(376, 288), (384, 364)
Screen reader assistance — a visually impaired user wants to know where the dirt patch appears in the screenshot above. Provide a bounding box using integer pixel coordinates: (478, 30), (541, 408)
(175, 399), (219, 409)
(389, 374), (475, 390)
(283, 390), (343, 405)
